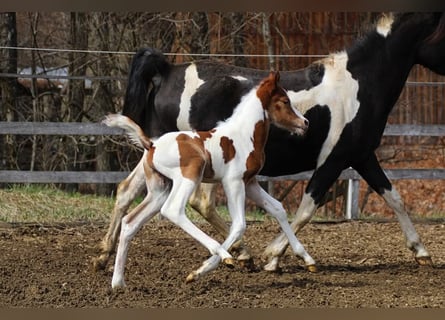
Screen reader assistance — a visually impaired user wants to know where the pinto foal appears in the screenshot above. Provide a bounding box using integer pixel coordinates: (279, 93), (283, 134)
(104, 72), (314, 288)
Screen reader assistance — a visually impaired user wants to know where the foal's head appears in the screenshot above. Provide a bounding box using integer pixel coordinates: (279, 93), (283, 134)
(257, 72), (309, 136)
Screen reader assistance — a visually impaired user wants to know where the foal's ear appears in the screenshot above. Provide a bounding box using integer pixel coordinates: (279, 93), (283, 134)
(269, 71), (280, 89)
(275, 71), (280, 83)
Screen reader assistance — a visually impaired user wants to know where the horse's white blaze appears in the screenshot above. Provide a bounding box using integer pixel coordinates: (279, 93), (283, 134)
(287, 53), (360, 168)
(177, 64), (204, 130)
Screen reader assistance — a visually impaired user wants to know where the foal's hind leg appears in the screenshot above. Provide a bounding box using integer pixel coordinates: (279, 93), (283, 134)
(189, 182), (253, 267)
(112, 187), (168, 288)
(161, 179), (234, 283)
(93, 157), (146, 271)
(186, 178), (248, 282)
(246, 180), (316, 271)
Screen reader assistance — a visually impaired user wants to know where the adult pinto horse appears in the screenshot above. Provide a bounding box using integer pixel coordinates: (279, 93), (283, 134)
(93, 12), (445, 272)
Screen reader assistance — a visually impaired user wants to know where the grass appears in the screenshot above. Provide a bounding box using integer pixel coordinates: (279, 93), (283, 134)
(0, 185), (115, 224)
(4, 185), (442, 225)
(0, 185), (268, 224)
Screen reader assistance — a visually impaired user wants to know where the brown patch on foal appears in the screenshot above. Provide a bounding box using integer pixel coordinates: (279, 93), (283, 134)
(243, 120), (269, 182)
(197, 129), (215, 141)
(176, 133), (207, 181)
(220, 136), (236, 164)
(255, 72), (280, 110)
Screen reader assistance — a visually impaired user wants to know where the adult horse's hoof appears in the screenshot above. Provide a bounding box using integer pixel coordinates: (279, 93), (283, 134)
(238, 258), (256, 271)
(415, 255), (433, 266)
(223, 257), (236, 269)
(92, 255), (108, 272)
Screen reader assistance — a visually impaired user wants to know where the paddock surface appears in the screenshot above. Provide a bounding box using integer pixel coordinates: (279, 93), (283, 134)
(0, 220), (444, 307)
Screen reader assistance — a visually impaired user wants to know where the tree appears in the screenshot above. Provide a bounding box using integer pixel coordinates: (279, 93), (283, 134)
(91, 12), (115, 195)
(0, 12), (18, 171)
(261, 13), (275, 71)
(67, 12), (88, 123)
(64, 12), (89, 192)
(230, 13), (247, 67)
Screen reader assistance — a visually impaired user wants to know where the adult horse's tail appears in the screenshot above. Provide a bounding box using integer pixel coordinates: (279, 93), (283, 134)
(122, 47), (171, 133)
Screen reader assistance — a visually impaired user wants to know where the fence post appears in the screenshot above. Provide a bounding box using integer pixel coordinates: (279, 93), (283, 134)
(345, 178), (360, 219)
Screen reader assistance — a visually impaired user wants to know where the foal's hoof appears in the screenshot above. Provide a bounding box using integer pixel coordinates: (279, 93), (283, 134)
(185, 271), (199, 284)
(306, 264), (318, 273)
(111, 279), (126, 290)
(415, 256), (433, 266)
(223, 257), (236, 269)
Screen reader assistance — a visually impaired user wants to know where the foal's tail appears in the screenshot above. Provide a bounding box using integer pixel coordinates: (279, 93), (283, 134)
(122, 47), (171, 130)
(103, 114), (153, 150)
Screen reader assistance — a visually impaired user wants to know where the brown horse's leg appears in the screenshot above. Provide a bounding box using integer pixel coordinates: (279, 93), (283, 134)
(93, 157), (146, 271)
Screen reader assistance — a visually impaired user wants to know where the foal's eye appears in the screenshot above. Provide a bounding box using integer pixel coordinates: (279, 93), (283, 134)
(283, 98), (290, 105)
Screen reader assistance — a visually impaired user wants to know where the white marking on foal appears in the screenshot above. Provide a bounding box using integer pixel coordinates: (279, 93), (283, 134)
(177, 63), (204, 130)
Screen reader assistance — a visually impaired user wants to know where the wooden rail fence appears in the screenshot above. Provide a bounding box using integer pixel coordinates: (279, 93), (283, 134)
(1, 122), (445, 219)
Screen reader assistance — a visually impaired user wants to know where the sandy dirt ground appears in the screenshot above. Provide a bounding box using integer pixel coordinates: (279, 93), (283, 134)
(0, 220), (444, 308)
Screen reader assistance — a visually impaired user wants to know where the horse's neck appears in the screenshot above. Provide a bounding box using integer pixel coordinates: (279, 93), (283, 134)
(348, 13), (424, 72)
(217, 89), (266, 135)
(343, 22), (420, 116)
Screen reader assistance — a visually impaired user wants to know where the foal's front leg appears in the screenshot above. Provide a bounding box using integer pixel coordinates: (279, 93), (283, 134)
(189, 182), (253, 264)
(246, 180), (316, 271)
(186, 179), (248, 281)
(261, 162), (346, 272)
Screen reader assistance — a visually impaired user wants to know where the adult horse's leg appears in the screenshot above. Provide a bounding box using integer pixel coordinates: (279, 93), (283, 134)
(189, 182), (253, 266)
(189, 183), (228, 236)
(262, 153), (432, 272)
(261, 164), (345, 272)
(354, 154), (432, 265)
(93, 155), (147, 271)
